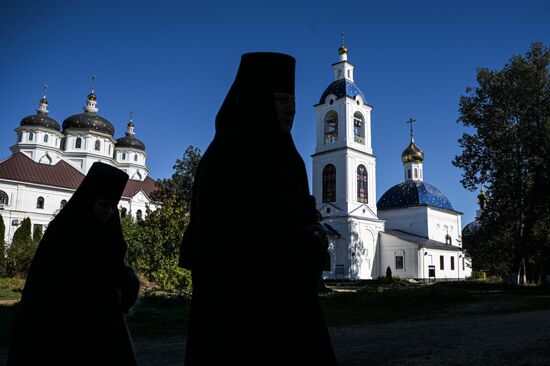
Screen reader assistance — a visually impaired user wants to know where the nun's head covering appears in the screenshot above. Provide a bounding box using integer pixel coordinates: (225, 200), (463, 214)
(214, 52), (296, 138)
(57, 162), (129, 223)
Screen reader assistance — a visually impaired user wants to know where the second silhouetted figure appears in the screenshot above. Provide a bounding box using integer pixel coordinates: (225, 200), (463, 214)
(180, 52), (337, 365)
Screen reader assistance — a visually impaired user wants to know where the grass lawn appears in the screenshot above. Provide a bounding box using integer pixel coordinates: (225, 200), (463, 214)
(321, 280), (550, 326)
(1, 280), (549, 347)
(0, 278), (24, 301)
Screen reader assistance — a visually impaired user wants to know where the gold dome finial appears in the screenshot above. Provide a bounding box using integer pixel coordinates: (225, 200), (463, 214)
(338, 32), (348, 55)
(40, 83), (48, 103)
(88, 75), (97, 101)
(37, 83), (49, 114)
(401, 118), (424, 163)
(127, 110), (135, 136)
(129, 110), (134, 126)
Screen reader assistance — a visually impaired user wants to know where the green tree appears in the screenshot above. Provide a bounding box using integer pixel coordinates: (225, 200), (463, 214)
(124, 198), (192, 295)
(0, 214), (6, 277)
(454, 43), (550, 284)
(122, 147), (202, 295)
(153, 145), (202, 207)
(32, 224), (43, 245)
(6, 217), (37, 277)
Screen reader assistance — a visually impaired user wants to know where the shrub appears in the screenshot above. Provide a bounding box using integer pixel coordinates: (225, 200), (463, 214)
(6, 218), (37, 277)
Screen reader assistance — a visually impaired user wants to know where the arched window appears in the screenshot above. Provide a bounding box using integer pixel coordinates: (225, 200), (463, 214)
(408, 169), (411, 179)
(75, 137), (82, 149)
(36, 196), (45, 209)
(60, 199), (67, 209)
(134, 154), (138, 162)
(43, 134), (49, 143)
(95, 140), (101, 151)
(322, 164), (336, 203)
(445, 234), (452, 245)
(122, 152), (127, 160)
(0, 190), (9, 206)
(323, 111), (338, 145)
(136, 209), (143, 221)
(353, 112), (365, 144)
(357, 164), (368, 203)
(414, 168), (418, 179)
(108, 145), (111, 155)
(39, 154), (52, 165)
(120, 207), (127, 218)
(29, 132), (34, 141)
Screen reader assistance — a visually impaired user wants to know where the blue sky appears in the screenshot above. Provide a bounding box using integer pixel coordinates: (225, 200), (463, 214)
(1, 0), (549, 227)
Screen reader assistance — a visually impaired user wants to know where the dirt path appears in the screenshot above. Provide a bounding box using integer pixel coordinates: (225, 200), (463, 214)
(3, 309), (550, 365)
(135, 309), (550, 365)
(330, 309), (550, 365)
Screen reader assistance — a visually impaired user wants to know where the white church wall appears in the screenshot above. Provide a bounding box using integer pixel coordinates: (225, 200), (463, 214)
(422, 248), (469, 280)
(322, 218), (350, 280)
(345, 150), (377, 216)
(0, 180), (73, 243)
(378, 207), (429, 238)
(379, 233), (419, 279)
(312, 150), (348, 208)
(380, 232), (470, 280)
(322, 217), (383, 280)
(1, 178), (157, 244)
(427, 208), (463, 246)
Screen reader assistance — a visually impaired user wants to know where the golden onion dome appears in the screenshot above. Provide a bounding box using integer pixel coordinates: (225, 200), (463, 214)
(338, 44), (348, 55)
(40, 97), (48, 104)
(87, 93), (97, 101)
(401, 141), (424, 163)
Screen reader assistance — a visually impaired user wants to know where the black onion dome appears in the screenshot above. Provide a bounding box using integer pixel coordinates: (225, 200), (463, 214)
(62, 112), (115, 135)
(20, 114), (61, 131)
(115, 134), (146, 151)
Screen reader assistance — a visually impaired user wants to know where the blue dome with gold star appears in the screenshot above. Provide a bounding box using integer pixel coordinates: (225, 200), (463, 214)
(377, 180), (455, 212)
(319, 78), (365, 104)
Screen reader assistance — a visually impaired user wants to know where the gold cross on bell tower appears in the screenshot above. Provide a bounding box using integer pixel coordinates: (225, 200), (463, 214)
(406, 118), (416, 142)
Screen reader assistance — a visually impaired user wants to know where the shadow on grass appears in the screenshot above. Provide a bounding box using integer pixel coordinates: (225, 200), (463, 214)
(320, 281), (550, 326)
(0, 305), (16, 346)
(127, 293), (191, 338)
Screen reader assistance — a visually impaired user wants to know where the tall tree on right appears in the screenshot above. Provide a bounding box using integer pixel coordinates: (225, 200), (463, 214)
(454, 43), (550, 284)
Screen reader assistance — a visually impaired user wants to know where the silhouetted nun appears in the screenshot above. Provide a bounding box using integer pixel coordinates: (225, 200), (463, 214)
(7, 162), (139, 366)
(180, 53), (337, 365)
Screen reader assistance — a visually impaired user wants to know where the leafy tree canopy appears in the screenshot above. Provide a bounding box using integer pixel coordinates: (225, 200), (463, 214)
(454, 43), (550, 283)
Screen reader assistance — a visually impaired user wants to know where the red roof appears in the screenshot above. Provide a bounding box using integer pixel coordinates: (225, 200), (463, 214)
(122, 176), (157, 199)
(0, 152), (85, 189)
(0, 153), (157, 199)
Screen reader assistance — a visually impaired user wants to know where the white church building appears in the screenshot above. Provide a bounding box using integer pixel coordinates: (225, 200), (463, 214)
(313, 40), (471, 281)
(0, 81), (157, 243)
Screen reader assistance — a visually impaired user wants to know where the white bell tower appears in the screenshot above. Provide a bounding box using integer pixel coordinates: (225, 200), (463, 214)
(312, 35), (384, 280)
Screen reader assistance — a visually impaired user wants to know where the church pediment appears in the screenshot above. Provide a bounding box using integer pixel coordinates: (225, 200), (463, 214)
(317, 202), (343, 218)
